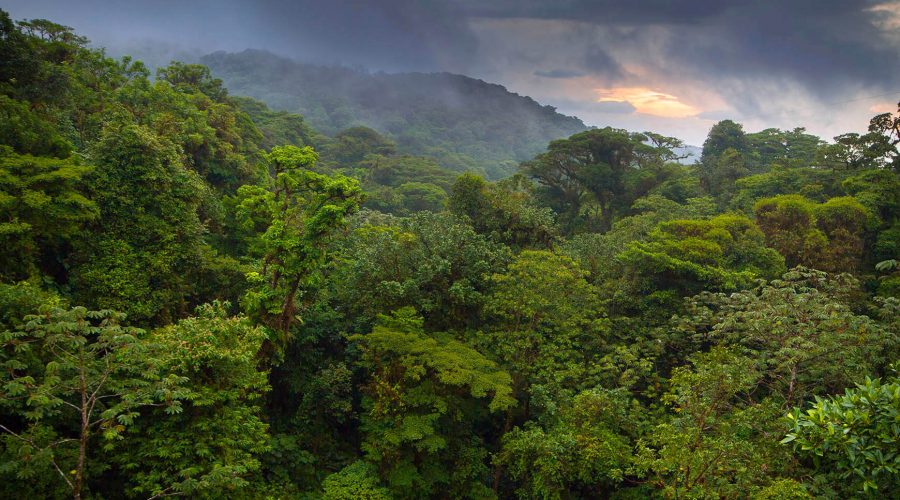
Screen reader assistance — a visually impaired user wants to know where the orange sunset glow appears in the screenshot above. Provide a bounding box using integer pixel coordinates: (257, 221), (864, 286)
(596, 87), (699, 118)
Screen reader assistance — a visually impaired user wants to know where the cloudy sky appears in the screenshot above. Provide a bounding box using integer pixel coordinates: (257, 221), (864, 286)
(6, 0), (900, 144)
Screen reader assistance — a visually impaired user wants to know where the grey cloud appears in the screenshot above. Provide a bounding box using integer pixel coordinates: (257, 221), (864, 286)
(535, 69), (586, 79)
(583, 46), (624, 79)
(7, 0), (896, 89)
(457, 0), (731, 24)
(4, 0), (898, 139)
(3, 0), (479, 72)
(461, 1), (899, 95)
(696, 110), (737, 121)
(661, 2), (900, 98)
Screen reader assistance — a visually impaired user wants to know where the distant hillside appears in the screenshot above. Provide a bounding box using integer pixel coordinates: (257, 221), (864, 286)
(674, 144), (702, 164)
(202, 50), (588, 178)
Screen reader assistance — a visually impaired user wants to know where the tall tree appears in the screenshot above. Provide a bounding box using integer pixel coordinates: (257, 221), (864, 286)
(701, 147), (750, 198)
(674, 268), (895, 405)
(329, 211), (510, 332)
(237, 145), (363, 354)
(701, 119), (748, 165)
(449, 173), (558, 249)
(482, 250), (605, 407)
(113, 302), (270, 498)
(754, 194), (872, 273)
(351, 308), (515, 497)
(497, 388), (638, 498)
(638, 347), (789, 498)
(69, 123), (206, 324)
(0, 307), (183, 500)
(0, 148), (96, 281)
(523, 127), (678, 232)
(867, 100), (900, 170)
(619, 214), (785, 300)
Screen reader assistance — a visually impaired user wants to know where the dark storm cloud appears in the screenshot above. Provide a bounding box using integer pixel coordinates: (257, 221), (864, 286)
(459, 0), (900, 134)
(2, 0), (479, 72)
(459, 0), (900, 94)
(4, 0), (899, 142)
(583, 46), (625, 79)
(5, 0), (897, 88)
(455, 0), (731, 24)
(662, 2), (900, 98)
(245, 0), (479, 71)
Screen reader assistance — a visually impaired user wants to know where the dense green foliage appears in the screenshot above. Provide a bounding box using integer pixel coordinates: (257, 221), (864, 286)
(0, 12), (898, 499)
(783, 371), (899, 494)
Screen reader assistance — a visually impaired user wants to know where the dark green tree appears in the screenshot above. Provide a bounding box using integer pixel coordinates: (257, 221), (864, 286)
(69, 123), (206, 324)
(113, 302), (270, 498)
(700, 119), (748, 165)
(351, 309), (515, 497)
(523, 127), (679, 232)
(0, 148), (96, 281)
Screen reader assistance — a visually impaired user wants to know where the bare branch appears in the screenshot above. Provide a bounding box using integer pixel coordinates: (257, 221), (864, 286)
(0, 424), (76, 491)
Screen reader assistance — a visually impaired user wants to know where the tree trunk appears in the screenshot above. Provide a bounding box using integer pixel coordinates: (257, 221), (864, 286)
(74, 362), (88, 500)
(277, 275), (302, 336)
(491, 411), (513, 494)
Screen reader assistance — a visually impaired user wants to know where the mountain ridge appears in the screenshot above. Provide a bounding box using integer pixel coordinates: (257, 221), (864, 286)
(202, 49), (588, 178)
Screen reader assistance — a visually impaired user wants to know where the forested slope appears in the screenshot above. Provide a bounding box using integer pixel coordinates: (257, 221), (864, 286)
(1, 11), (898, 499)
(202, 49), (588, 179)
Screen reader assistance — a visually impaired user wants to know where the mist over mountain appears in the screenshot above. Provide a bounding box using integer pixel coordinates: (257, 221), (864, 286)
(202, 49), (587, 178)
